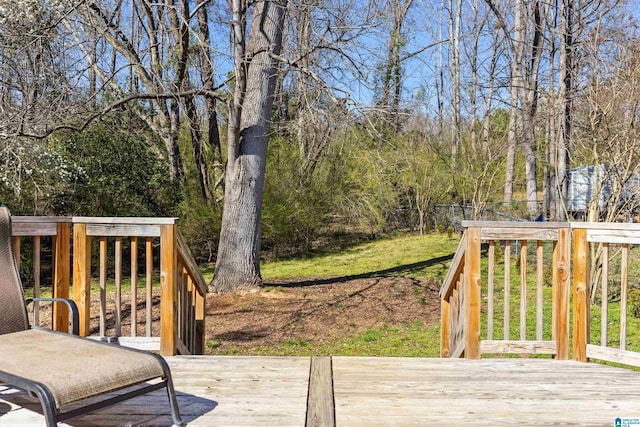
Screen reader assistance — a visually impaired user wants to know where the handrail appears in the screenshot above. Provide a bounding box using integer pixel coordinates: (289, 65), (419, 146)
(177, 230), (208, 296)
(12, 216), (207, 356)
(439, 231), (466, 300)
(441, 220), (640, 367)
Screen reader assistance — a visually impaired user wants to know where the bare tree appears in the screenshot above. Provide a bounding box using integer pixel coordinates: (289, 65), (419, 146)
(380, 0), (414, 130)
(211, 0), (288, 293)
(555, 0), (573, 221)
(449, 0), (462, 160)
(486, 0), (547, 217)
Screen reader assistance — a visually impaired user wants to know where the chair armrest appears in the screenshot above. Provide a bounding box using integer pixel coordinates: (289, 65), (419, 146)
(26, 298), (80, 336)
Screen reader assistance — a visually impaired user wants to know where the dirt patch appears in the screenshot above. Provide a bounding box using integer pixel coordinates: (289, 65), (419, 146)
(205, 276), (441, 355)
(28, 276), (441, 355)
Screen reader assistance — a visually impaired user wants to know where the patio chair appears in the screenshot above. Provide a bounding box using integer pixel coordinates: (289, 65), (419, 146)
(0, 207), (184, 426)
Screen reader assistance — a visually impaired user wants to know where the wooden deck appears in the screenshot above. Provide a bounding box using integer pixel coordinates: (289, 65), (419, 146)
(2, 356), (640, 426)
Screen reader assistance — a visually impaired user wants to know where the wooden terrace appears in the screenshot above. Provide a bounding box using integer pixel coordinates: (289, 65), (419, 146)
(2, 356), (640, 425)
(3, 218), (640, 425)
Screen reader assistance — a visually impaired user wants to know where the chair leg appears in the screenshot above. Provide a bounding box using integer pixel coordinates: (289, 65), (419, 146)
(165, 376), (185, 427)
(31, 383), (59, 427)
(152, 354), (184, 426)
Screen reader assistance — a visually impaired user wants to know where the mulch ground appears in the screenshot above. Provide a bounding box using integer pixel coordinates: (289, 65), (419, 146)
(204, 276), (441, 354)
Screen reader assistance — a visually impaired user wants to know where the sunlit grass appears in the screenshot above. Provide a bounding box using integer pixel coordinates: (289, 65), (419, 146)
(260, 232), (460, 281)
(231, 321), (442, 357)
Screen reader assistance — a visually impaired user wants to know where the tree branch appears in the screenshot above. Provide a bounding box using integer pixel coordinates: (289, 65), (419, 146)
(10, 90), (227, 139)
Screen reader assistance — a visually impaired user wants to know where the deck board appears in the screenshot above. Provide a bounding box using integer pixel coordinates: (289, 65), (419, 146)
(333, 357), (640, 426)
(2, 356), (640, 426)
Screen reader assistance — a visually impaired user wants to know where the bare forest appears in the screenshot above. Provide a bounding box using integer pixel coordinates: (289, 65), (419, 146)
(1, 0), (640, 292)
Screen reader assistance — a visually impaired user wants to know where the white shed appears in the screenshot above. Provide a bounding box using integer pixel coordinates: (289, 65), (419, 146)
(567, 165), (640, 217)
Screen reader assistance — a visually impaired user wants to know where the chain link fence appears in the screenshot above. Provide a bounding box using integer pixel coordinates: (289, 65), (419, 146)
(431, 201), (544, 232)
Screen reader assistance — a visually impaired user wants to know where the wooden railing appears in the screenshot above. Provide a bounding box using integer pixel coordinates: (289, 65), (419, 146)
(441, 221), (640, 367)
(12, 216), (207, 356)
(572, 223), (640, 366)
(440, 222), (571, 359)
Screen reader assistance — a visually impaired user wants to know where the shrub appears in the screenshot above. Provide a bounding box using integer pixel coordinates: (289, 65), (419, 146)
(446, 225), (455, 240)
(53, 118), (176, 216)
(493, 241), (503, 264)
(629, 289), (640, 319)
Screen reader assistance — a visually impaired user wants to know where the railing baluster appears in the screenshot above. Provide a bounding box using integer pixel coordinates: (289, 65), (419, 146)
(504, 240), (511, 340)
(53, 222), (70, 333)
(115, 236), (122, 337)
(183, 270), (188, 345)
(601, 243), (608, 347)
(184, 271), (190, 348)
(487, 240), (495, 341)
(451, 287), (458, 353)
(620, 243), (628, 351)
(196, 285), (206, 354)
(33, 236), (40, 326)
(99, 236), (107, 336)
(520, 240), (527, 341)
(452, 291), (457, 354)
(73, 223), (92, 337)
(188, 274), (193, 351)
(187, 276), (194, 352)
(146, 237), (153, 337)
(440, 297), (451, 357)
(131, 236), (138, 337)
(177, 272), (184, 344)
(190, 278), (196, 353)
(536, 240), (543, 341)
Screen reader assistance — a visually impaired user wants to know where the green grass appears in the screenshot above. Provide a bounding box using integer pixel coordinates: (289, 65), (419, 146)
(218, 321), (442, 357)
(260, 232), (459, 281)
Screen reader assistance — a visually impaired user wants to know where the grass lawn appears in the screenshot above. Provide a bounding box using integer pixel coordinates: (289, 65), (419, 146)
(260, 232), (460, 281)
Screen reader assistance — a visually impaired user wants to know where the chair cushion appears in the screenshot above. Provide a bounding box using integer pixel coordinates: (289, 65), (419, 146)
(0, 329), (165, 408)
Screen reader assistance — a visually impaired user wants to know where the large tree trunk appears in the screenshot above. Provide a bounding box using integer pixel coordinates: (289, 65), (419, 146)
(211, 0), (287, 293)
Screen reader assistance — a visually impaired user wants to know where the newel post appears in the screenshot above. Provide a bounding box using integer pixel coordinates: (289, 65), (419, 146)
(553, 227), (571, 359)
(465, 227), (481, 359)
(572, 227), (589, 362)
(160, 222), (178, 356)
(73, 222), (92, 337)
(53, 222), (71, 333)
